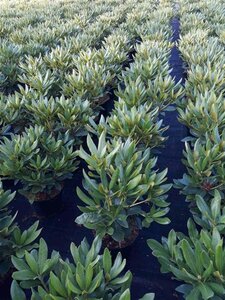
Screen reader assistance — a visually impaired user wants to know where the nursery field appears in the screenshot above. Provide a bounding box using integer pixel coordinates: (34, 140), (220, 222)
(0, 0), (225, 299)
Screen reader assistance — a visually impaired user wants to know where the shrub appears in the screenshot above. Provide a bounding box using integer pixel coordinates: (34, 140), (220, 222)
(0, 126), (78, 202)
(0, 92), (93, 138)
(0, 42), (22, 92)
(88, 102), (168, 150)
(178, 92), (225, 141)
(179, 36), (223, 66)
(174, 136), (225, 203)
(148, 219), (225, 300)
(115, 76), (148, 108)
(185, 62), (225, 100)
(0, 182), (41, 277)
(76, 133), (171, 244)
(24, 96), (92, 140)
(192, 190), (225, 233)
(116, 75), (183, 112)
(62, 62), (114, 104)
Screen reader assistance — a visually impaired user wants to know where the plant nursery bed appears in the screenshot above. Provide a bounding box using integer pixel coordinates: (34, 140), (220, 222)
(3, 0), (221, 298)
(3, 28), (190, 297)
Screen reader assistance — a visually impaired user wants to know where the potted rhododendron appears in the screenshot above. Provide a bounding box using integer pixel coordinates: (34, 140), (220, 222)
(0, 181), (41, 284)
(0, 125), (78, 215)
(75, 133), (171, 249)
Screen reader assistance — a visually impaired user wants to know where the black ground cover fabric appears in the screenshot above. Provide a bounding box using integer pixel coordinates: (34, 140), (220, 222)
(128, 18), (190, 299)
(1, 17), (191, 300)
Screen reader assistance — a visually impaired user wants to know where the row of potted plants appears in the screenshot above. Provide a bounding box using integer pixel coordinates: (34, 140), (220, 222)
(75, 0), (179, 248)
(177, 0), (225, 202)
(149, 1), (225, 299)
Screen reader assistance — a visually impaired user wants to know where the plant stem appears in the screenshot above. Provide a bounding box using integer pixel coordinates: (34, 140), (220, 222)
(130, 197), (151, 207)
(39, 276), (49, 292)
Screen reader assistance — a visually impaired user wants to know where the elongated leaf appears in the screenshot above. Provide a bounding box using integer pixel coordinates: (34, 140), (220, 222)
(10, 280), (26, 300)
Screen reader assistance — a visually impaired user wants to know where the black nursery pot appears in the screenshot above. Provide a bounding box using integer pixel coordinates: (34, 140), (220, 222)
(109, 242), (135, 260)
(32, 189), (64, 218)
(101, 227), (139, 250)
(93, 217), (139, 259)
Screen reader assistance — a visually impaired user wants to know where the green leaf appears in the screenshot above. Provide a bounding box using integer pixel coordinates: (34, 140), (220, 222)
(215, 241), (223, 273)
(186, 286), (201, 300)
(103, 248), (112, 275)
(21, 221), (41, 246)
(38, 238), (48, 274)
(181, 239), (198, 274)
(109, 168), (119, 190)
(127, 174), (142, 190)
(66, 276), (81, 294)
(155, 217), (170, 225)
(12, 256), (29, 271)
(212, 228), (221, 250)
(13, 270), (36, 281)
(208, 282), (225, 295)
(211, 193), (221, 220)
(110, 271), (131, 285)
(88, 270), (103, 293)
(110, 253), (125, 279)
(196, 196), (210, 215)
(147, 239), (170, 258)
(85, 264), (93, 290)
(50, 271), (67, 297)
(119, 289), (131, 300)
(76, 262), (85, 290)
(76, 187), (96, 206)
(87, 134), (97, 155)
(198, 283), (214, 300)
(98, 131), (106, 155)
(10, 280), (26, 300)
(169, 265), (197, 282)
(100, 168), (108, 189)
(25, 251), (38, 274)
(139, 293), (155, 300)
(202, 261), (213, 280)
